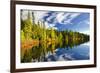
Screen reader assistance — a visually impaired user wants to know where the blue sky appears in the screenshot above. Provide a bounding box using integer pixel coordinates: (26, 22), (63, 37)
(41, 11), (90, 34)
(22, 10), (90, 34)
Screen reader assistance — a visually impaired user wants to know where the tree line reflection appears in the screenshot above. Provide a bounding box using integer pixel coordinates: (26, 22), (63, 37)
(21, 38), (89, 63)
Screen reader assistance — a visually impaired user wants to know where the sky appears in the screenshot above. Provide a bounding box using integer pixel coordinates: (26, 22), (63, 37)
(21, 10), (90, 34)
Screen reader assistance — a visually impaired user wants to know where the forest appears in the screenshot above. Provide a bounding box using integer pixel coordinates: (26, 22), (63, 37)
(21, 11), (89, 49)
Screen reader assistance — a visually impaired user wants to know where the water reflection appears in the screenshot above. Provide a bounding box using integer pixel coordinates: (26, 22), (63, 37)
(21, 41), (89, 63)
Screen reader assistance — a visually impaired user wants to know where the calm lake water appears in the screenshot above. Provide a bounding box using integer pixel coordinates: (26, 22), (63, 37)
(21, 42), (90, 63)
(44, 42), (90, 61)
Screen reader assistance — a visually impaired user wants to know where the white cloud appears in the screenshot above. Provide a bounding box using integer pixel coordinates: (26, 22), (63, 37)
(56, 12), (65, 23)
(56, 13), (80, 24)
(21, 10), (81, 30)
(21, 10), (29, 20)
(78, 19), (90, 25)
(42, 12), (80, 29)
(63, 13), (80, 24)
(57, 53), (75, 61)
(21, 10), (48, 22)
(80, 30), (90, 35)
(46, 12), (57, 22)
(34, 11), (48, 24)
(44, 21), (58, 30)
(84, 19), (90, 25)
(44, 22), (49, 28)
(56, 13), (72, 24)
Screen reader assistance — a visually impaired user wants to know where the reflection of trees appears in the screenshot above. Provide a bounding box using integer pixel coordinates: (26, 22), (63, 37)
(21, 36), (89, 63)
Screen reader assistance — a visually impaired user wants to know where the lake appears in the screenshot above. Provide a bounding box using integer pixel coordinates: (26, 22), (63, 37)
(44, 42), (90, 61)
(21, 41), (90, 63)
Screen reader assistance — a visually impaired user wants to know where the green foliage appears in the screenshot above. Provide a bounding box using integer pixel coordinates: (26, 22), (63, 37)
(21, 19), (32, 40)
(21, 30), (25, 42)
(21, 49), (33, 62)
(65, 35), (69, 44)
(58, 32), (63, 42)
(51, 28), (55, 40)
(21, 11), (89, 45)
